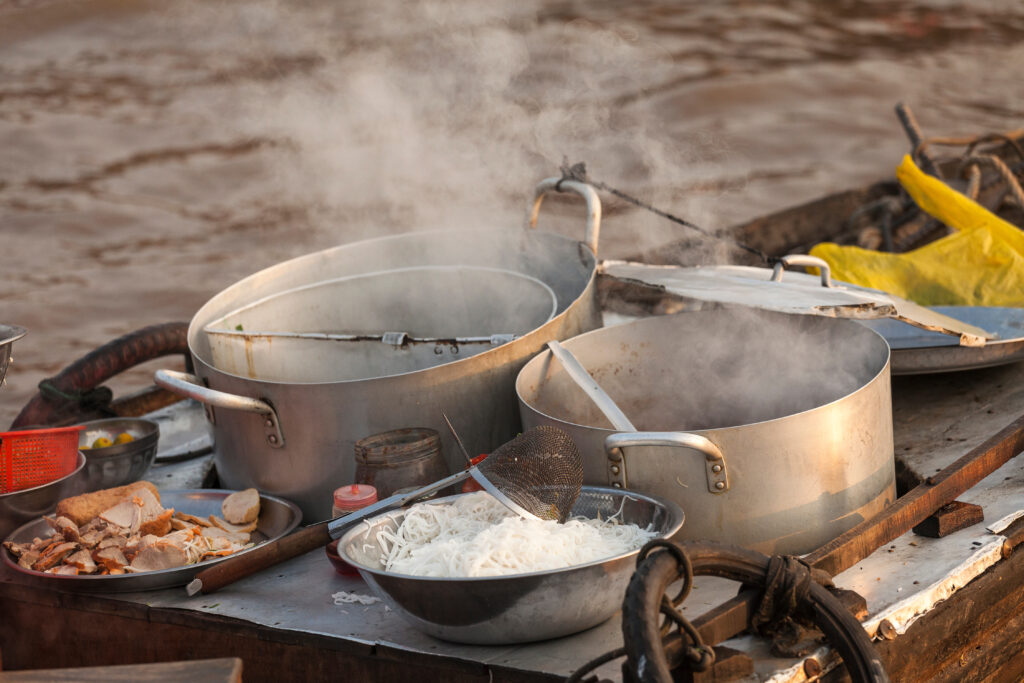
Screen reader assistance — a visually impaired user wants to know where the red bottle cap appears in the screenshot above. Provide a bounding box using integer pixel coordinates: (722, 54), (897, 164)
(333, 484), (378, 511)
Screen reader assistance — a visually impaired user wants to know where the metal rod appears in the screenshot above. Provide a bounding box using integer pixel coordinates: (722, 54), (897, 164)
(546, 341), (636, 432)
(442, 412), (475, 466)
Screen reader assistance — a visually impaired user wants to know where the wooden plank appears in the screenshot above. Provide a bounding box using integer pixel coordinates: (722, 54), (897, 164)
(912, 501), (984, 538)
(0, 658), (241, 682)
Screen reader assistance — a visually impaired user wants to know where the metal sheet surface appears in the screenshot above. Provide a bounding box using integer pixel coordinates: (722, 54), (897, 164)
(1, 489), (301, 592)
(860, 306), (1024, 374)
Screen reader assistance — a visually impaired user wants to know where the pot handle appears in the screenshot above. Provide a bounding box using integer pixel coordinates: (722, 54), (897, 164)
(604, 431), (729, 494)
(154, 369), (285, 448)
(529, 178), (602, 257)
(770, 254), (833, 288)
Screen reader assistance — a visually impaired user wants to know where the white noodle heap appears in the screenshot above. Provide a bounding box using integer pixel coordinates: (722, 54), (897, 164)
(375, 492), (658, 577)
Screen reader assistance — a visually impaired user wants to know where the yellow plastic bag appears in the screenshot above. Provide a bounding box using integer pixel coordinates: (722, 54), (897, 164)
(809, 155), (1024, 307)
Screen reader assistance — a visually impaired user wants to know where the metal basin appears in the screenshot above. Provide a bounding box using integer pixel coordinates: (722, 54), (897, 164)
(337, 486), (683, 644)
(0, 324), (27, 386)
(156, 179), (604, 520)
(78, 418), (160, 490)
(516, 307), (895, 556)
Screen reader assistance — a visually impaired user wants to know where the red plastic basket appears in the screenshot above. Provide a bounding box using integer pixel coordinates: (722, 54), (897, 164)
(0, 425), (85, 494)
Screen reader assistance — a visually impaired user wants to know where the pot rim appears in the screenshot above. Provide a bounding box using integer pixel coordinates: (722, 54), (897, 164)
(515, 309), (892, 435)
(186, 228), (599, 387)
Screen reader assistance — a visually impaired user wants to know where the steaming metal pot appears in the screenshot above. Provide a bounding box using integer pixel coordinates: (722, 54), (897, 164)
(516, 307), (895, 555)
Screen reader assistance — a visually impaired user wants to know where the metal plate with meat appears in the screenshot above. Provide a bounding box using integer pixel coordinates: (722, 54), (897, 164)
(1, 489), (301, 592)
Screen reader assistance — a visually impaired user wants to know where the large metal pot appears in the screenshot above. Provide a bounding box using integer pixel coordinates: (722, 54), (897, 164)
(516, 307), (895, 555)
(156, 180), (602, 519)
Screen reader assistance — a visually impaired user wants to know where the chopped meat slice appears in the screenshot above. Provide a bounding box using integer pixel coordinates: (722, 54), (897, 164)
(209, 515), (258, 534)
(222, 488), (260, 525)
(129, 540), (188, 572)
(97, 535), (127, 550)
(65, 549), (97, 574)
(174, 512), (211, 527)
(17, 549), (41, 570)
(43, 516), (82, 544)
(32, 542), (78, 571)
(46, 565), (79, 576)
(99, 500), (142, 532)
(201, 526), (250, 545)
(3, 540), (28, 558)
(94, 546), (129, 572)
(139, 509), (174, 537)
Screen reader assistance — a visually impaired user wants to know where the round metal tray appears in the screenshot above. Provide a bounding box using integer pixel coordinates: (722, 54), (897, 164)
(859, 306), (1024, 375)
(2, 489), (301, 592)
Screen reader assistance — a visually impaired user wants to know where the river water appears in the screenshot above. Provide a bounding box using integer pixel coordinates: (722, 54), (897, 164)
(1, 0), (1022, 426)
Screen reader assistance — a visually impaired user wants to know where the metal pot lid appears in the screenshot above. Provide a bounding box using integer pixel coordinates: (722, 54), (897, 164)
(600, 256), (995, 347)
(0, 324), (27, 347)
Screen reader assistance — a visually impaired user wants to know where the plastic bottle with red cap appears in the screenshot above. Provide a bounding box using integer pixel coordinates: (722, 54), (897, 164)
(326, 483), (378, 576)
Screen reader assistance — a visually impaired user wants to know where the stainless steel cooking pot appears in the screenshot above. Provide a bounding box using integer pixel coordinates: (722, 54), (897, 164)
(156, 180), (602, 519)
(516, 307), (895, 555)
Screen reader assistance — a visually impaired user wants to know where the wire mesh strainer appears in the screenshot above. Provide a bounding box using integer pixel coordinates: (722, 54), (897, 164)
(325, 425), (584, 537)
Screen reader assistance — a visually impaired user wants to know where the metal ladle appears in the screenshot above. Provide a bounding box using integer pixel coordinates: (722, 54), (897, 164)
(545, 340), (636, 431)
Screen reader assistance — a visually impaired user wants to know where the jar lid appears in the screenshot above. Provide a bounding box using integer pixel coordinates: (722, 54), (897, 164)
(333, 484), (378, 510)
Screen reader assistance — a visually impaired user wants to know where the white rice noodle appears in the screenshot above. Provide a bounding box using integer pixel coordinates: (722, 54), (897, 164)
(376, 492), (657, 578)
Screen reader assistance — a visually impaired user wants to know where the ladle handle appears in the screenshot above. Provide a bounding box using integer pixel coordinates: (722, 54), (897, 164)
(545, 341), (636, 432)
(154, 369), (285, 448)
(529, 178), (602, 257)
(605, 431), (730, 494)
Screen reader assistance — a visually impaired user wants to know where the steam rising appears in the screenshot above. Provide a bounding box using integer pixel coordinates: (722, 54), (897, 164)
(152, 0), (725, 258)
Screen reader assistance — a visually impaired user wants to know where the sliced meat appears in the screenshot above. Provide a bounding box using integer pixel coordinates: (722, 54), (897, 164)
(201, 526), (250, 545)
(3, 540), (30, 558)
(209, 515), (258, 534)
(99, 500), (142, 532)
(221, 488), (260, 525)
(46, 565), (80, 576)
(138, 509), (174, 537)
(97, 535), (128, 550)
(65, 549), (97, 574)
(94, 546), (129, 572)
(129, 541), (189, 572)
(32, 542), (79, 571)
(174, 512), (211, 527)
(43, 516), (83, 544)
(17, 549), (41, 570)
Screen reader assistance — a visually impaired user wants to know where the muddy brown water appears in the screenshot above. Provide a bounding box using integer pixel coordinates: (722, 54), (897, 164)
(2, 0), (1022, 428)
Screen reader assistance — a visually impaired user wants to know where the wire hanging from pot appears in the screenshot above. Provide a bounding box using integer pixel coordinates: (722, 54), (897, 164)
(557, 159), (777, 265)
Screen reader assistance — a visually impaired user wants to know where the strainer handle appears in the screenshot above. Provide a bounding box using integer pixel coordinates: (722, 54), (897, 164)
(529, 178), (602, 257)
(604, 431), (729, 494)
(154, 369), (285, 448)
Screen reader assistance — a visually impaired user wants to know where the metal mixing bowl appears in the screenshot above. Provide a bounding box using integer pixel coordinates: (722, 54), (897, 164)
(0, 452), (87, 539)
(337, 486), (684, 644)
(78, 418), (160, 490)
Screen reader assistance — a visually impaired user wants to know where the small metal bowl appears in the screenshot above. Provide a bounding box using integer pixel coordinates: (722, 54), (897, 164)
(78, 418), (160, 491)
(338, 486), (684, 644)
(0, 451), (87, 539)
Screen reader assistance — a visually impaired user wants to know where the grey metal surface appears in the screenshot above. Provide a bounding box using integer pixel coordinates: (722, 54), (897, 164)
(147, 399), (215, 463)
(859, 306), (1024, 374)
(336, 486), (683, 644)
(517, 307), (896, 556)
(78, 417), (160, 490)
(1, 489), (301, 592)
(0, 323), (27, 386)
(0, 452), (86, 540)
(203, 266), (559, 383)
(158, 182), (603, 521)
